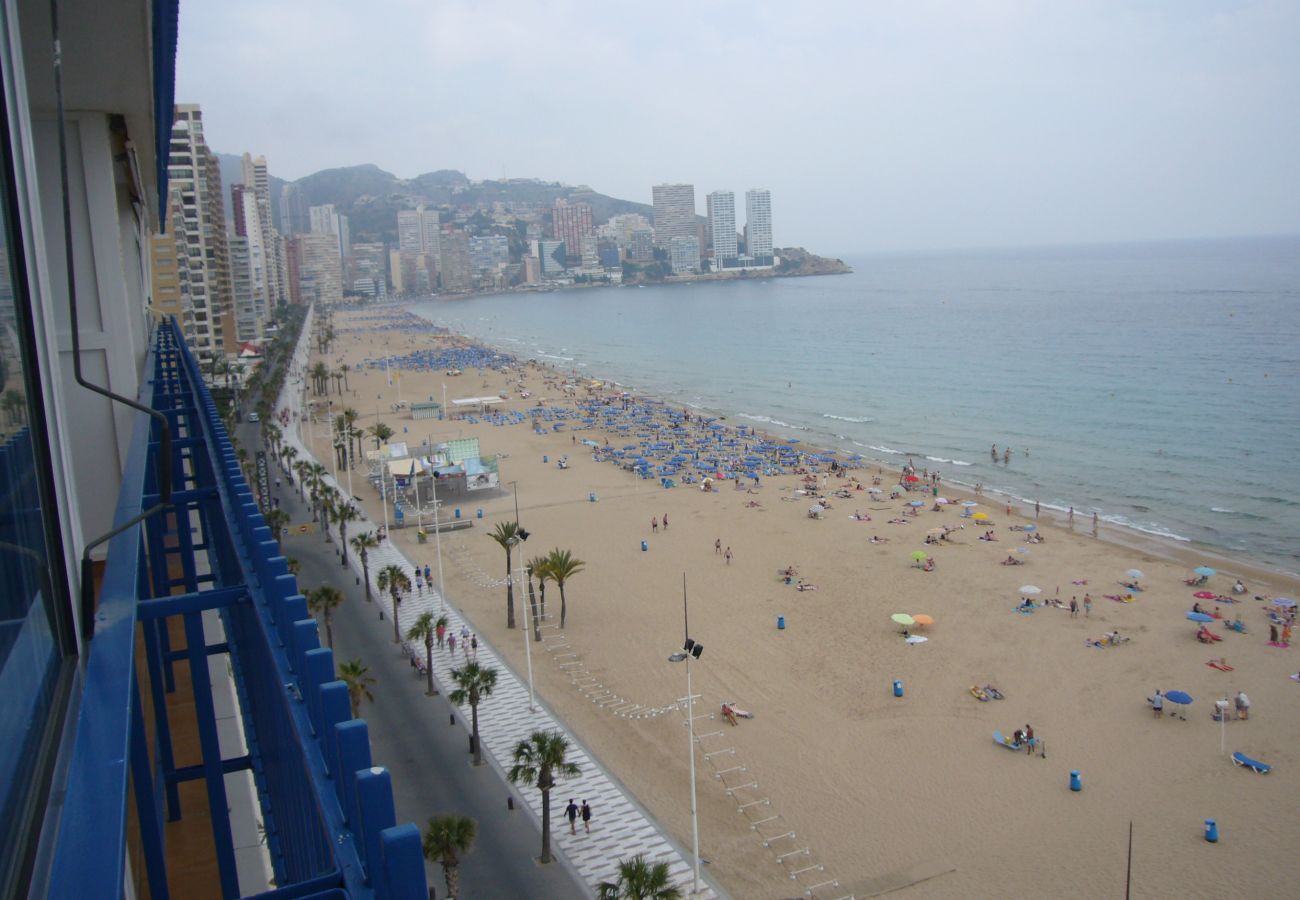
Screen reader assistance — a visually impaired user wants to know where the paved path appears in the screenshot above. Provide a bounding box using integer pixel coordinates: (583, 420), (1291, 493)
(274, 312), (723, 897)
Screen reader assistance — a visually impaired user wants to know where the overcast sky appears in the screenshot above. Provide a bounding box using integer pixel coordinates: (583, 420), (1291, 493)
(176, 0), (1300, 253)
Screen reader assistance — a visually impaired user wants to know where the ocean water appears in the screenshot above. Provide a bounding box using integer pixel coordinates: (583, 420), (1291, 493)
(409, 236), (1300, 572)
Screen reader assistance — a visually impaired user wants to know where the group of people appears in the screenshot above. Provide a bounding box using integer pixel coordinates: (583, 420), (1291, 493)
(1010, 723), (1037, 753)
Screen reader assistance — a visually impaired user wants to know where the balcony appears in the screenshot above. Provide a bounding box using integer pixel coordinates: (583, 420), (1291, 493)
(47, 319), (425, 899)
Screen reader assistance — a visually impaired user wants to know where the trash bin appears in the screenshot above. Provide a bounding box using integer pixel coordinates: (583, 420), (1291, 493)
(640, 540), (648, 551)
(777, 615), (785, 630)
(893, 680), (904, 698)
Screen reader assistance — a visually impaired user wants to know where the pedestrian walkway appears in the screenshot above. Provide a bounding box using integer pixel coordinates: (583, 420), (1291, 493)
(277, 311), (722, 898)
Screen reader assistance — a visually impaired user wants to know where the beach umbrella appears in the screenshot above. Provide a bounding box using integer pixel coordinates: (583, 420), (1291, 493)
(1273, 598), (1297, 609)
(1187, 612), (1214, 623)
(904, 475), (920, 483)
(913, 614), (935, 627)
(905, 635), (929, 645)
(868, 487), (883, 495)
(909, 499), (925, 507)
(962, 501), (978, 508)
(1194, 566), (1216, 577)
(891, 613), (915, 626)
(1019, 585), (1041, 595)
(1023, 523), (1037, 532)
(927, 527), (946, 536)
(973, 512), (989, 521)
(1164, 690), (1193, 720)
(1125, 569), (1144, 579)
(911, 550), (929, 561)
(1193, 591), (1217, 600)
(935, 497), (950, 504)
(894, 484), (910, 494)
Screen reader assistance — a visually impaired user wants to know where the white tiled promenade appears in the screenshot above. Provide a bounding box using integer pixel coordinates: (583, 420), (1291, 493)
(277, 309), (722, 898)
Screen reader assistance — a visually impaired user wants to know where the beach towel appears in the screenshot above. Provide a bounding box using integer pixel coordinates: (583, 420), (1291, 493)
(1206, 660), (1234, 671)
(970, 686), (989, 701)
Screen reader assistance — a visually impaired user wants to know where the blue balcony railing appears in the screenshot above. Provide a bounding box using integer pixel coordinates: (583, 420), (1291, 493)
(47, 319), (426, 899)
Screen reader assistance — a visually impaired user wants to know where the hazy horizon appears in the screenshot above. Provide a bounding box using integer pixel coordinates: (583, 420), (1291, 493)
(178, 1), (1300, 254)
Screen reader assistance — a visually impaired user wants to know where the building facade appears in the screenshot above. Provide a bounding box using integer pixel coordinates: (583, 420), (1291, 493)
(707, 190), (738, 265)
(295, 232), (345, 306)
(552, 199), (594, 266)
(670, 235), (700, 274)
(746, 188), (774, 262)
(438, 231), (473, 292)
(652, 183), (696, 249)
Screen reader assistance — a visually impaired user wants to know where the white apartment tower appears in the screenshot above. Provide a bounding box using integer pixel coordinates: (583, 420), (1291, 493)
(706, 191), (737, 263)
(154, 104), (234, 360)
(651, 183), (696, 249)
(745, 189), (773, 261)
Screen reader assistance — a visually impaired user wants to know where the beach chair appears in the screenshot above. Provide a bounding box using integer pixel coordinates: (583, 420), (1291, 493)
(1231, 752), (1271, 774)
(992, 730), (1023, 751)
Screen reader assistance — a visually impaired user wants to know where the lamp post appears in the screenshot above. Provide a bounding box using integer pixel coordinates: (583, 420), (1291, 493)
(509, 482), (535, 711)
(668, 579), (704, 898)
(432, 473), (446, 615)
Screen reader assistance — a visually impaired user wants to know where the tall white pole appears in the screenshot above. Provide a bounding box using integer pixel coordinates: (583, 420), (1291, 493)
(517, 550), (537, 712)
(687, 652), (700, 896)
(328, 400), (338, 485)
(433, 476), (445, 616)
(380, 463), (391, 536)
(345, 428), (354, 499)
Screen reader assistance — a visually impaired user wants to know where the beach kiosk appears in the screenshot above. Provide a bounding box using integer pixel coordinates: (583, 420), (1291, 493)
(411, 400), (441, 421)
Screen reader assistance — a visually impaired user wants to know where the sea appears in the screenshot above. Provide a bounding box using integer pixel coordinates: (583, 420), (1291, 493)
(408, 236), (1300, 573)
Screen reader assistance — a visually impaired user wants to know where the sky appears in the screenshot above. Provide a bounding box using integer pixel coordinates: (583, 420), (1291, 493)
(176, 0), (1300, 254)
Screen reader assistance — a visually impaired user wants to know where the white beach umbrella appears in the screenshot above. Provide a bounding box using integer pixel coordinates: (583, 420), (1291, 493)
(1019, 585), (1042, 595)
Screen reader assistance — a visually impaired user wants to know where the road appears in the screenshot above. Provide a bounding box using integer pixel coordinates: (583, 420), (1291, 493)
(243, 420), (586, 899)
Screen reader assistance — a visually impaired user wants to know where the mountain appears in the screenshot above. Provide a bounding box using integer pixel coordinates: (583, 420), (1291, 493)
(216, 154), (657, 246)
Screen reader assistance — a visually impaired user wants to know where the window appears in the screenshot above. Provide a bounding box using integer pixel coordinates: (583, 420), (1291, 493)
(0, 81), (76, 895)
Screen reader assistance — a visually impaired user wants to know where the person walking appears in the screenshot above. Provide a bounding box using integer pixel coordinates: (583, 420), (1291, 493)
(580, 800), (592, 833)
(724, 546), (733, 565)
(1069, 597), (1079, 618)
(662, 512), (668, 531)
(565, 799), (579, 835)
(447, 634), (456, 656)
(651, 516), (658, 533)
(715, 538), (722, 555)
(470, 633), (479, 660)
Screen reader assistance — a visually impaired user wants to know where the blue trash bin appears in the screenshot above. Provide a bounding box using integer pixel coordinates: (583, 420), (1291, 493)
(454, 508), (461, 519)
(893, 680), (904, 698)
(589, 492), (598, 502)
(1070, 770), (1083, 792)
(543, 455), (549, 463)
(640, 540), (648, 551)
(476, 508), (483, 519)
(777, 615), (785, 629)
(1205, 819), (1218, 843)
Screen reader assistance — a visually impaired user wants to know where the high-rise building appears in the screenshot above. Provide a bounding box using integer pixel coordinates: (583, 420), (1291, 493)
(552, 199), (593, 266)
(629, 228), (655, 262)
(295, 232), (344, 306)
(652, 183), (695, 249)
(279, 181), (308, 235)
(538, 240), (567, 276)
(153, 104), (235, 360)
(746, 188), (773, 262)
(469, 235), (510, 274)
(438, 231), (473, 292)
(707, 191), (738, 264)
(228, 235), (258, 343)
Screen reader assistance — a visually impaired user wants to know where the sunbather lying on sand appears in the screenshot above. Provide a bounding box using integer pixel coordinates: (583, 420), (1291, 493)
(869, 536), (889, 544)
(796, 581), (818, 592)
(1001, 555), (1025, 566)
(888, 518), (910, 525)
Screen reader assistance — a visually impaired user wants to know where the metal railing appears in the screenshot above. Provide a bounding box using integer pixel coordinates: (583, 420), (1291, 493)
(47, 320), (426, 899)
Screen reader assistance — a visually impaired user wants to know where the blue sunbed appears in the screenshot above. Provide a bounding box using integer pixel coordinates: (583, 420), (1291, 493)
(1231, 752), (1271, 774)
(993, 730), (1023, 751)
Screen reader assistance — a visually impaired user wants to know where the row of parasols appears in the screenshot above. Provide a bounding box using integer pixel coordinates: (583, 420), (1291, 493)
(892, 613), (935, 644)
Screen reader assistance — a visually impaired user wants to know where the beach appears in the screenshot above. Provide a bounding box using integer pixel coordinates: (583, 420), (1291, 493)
(299, 306), (1300, 898)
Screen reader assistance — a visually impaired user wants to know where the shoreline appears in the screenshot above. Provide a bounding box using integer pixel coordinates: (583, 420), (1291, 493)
(405, 302), (1299, 588)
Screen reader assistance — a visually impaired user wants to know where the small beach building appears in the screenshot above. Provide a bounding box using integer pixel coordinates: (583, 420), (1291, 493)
(411, 400), (441, 420)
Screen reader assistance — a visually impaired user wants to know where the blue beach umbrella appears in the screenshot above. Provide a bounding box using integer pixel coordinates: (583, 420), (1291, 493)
(1186, 612), (1214, 623)
(962, 501), (978, 508)
(909, 500), (925, 507)
(1194, 566), (1216, 577)
(1164, 690), (1193, 706)
(1023, 524), (1037, 532)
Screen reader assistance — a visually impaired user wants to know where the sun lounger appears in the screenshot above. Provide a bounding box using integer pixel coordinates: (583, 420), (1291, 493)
(982, 685), (1005, 699)
(970, 686), (989, 701)
(1231, 752), (1271, 774)
(992, 730), (1022, 751)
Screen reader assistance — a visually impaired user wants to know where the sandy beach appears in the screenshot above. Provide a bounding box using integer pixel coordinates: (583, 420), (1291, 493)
(298, 306), (1300, 899)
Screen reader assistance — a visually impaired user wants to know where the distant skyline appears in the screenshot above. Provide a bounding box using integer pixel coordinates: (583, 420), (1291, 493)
(176, 1), (1300, 254)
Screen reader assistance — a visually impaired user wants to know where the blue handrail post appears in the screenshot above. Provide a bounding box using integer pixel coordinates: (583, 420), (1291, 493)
(380, 823), (428, 900)
(303, 647), (336, 734)
(318, 681), (351, 778)
(335, 720), (372, 824)
(355, 767), (397, 891)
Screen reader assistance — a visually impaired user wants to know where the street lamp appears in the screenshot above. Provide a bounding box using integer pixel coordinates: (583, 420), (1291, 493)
(509, 481), (536, 712)
(669, 581), (704, 898)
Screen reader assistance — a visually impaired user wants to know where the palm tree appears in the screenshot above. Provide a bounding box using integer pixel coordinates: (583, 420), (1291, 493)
(507, 730), (580, 864)
(337, 658), (375, 718)
(376, 564), (411, 643)
(422, 814), (476, 900)
(532, 554), (553, 623)
(293, 459), (311, 502)
(319, 488), (338, 543)
(351, 531), (379, 602)
(407, 612), (439, 696)
(448, 662), (498, 767)
(368, 421), (395, 449)
(525, 558), (545, 641)
(547, 548), (586, 629)
(332, 370), (344, 395)
(488, 521), (521, 629)
(280, 444), (298, 476)
(306, 585), (345, 649)
(333, 501), (359, 566)
(598, 855), (682, 900)
(264, 508), (290, 550)
(340, 363), (351, 391)
(286, 557), (301, 576)
(342, 407), (361, 458)
(311, 361), (330, 395)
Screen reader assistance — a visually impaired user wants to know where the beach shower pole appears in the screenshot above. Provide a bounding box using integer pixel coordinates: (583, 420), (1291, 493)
(433, 474), (446, 615)
(670, 575), (703, 897)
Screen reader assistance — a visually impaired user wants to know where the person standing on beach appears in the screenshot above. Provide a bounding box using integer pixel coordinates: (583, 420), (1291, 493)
(1035, 500), (1040, 519)
(1152, 690), (1163, 718)
(651, 516), (658, 533)
(725, 547), (733, 565)
(581, 800), (591, 833)
(1092, 512), (1099, 536)
(1083, 594), (1092, 617)
(1006, 502), (1012, 517)
(662, 513), (668, 531)
(1068, 507), (1075, 527)
(715, 538), (722, 555)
